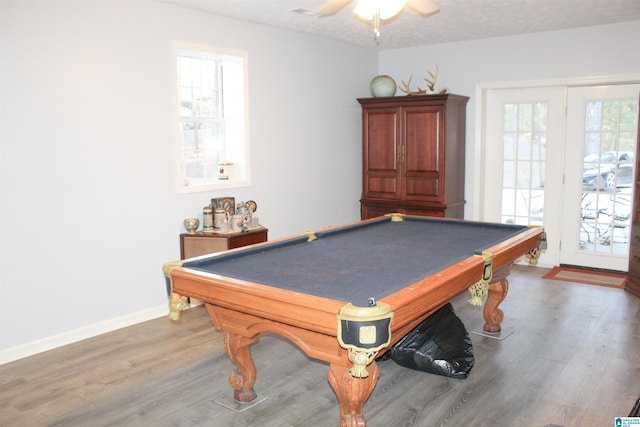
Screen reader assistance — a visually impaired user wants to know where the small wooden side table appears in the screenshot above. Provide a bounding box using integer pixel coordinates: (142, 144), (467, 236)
(167, 227), (268, 300)
(179, 227), (268, 260)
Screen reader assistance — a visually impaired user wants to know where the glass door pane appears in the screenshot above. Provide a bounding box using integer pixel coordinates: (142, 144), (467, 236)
(579, 99), (637, 254)
(501, 102), (547, 226)
(562, 85), (639, 271)
(483, 87), (566, 267)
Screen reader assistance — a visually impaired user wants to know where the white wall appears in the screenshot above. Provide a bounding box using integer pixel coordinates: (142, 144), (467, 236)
(2, 0), (638, 362)
(0, 0), (376, 361)
(379, 20), (640, 219)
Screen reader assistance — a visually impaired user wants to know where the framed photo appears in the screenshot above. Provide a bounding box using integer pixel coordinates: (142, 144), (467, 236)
(212, 197), (236, 215)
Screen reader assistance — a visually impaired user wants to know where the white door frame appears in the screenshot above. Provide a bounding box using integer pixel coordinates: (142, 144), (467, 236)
(474, 73), (640, 268)
(560, 84), (640, 271)
(482, 86), (566, 268)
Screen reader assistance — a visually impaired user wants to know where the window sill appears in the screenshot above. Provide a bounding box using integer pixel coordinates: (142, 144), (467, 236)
(177, 179), (251, 194)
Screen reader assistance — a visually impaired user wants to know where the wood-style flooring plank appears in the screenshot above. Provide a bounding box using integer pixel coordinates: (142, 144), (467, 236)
(1, 265), (639, 427)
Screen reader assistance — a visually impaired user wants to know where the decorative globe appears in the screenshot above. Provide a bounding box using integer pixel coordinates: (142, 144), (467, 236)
(369, 75), (397, 97)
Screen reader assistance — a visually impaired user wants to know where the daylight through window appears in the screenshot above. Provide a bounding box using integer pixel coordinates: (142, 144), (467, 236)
(174, 43), (249, 191)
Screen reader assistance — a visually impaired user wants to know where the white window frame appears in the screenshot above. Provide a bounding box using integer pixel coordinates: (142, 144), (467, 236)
(173, 41), (250, 193)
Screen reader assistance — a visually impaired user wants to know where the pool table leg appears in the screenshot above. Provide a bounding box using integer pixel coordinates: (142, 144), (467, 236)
(327, 359), (379, 427)
(224, 331), (259, 402)
(483, 263), (513, 333)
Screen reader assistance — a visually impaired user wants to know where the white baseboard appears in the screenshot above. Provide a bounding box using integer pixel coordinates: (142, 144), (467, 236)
(0, 304), (170, 365)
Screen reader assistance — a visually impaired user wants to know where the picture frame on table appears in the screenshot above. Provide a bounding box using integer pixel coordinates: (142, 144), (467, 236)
(212, 197), (235, 216)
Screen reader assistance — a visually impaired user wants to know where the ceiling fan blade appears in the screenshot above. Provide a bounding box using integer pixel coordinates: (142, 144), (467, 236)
(317, 0), (354, 17)
(406, 0), (440, 16)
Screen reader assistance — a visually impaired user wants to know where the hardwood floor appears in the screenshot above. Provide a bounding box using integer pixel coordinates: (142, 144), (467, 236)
(1, 265), (639, 426)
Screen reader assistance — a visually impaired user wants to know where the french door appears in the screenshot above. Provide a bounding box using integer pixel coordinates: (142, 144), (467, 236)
(482, 83), (639, 271)
(483, 87), (565, 268)
(560, 85), (639, 271)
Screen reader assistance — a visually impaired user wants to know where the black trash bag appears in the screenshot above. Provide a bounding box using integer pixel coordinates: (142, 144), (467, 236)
(387, 303), (475, 379)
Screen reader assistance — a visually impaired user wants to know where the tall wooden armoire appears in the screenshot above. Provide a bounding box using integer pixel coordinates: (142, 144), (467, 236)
(358, 94), (469, 219)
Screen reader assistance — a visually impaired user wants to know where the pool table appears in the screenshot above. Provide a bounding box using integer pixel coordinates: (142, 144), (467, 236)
(164, 214), (544, 426)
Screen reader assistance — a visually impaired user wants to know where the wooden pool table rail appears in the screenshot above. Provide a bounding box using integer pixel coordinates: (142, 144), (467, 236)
(167, 220), (543, 426)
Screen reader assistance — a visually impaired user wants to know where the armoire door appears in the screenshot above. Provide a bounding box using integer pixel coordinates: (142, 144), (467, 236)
(362, 106), (401, 200)
(403, 104), (442, 202)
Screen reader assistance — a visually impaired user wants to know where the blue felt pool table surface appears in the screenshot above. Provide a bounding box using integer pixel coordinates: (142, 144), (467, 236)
(182, 216), (529, 307)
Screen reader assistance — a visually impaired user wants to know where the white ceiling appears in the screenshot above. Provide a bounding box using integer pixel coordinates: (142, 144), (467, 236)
(158, 0), (640, 49)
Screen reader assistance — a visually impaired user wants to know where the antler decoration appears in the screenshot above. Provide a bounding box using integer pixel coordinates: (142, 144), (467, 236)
(400, 66), (447, 96)
(424, 65), (439, 93)
(399, 73), (426, 95)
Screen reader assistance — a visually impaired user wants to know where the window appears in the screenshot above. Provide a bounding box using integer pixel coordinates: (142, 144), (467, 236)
(174, 42), (249, 192)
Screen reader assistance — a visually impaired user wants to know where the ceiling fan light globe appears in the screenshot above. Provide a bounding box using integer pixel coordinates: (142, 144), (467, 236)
(354, 0), (406, 21)
(405, 0), (440, 16)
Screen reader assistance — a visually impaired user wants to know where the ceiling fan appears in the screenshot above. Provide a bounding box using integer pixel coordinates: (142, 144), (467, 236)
(317, 0), (440, 39)
(318, 0), (440, 18)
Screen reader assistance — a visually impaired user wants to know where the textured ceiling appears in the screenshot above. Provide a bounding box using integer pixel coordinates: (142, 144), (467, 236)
(158, 0), (640, 49)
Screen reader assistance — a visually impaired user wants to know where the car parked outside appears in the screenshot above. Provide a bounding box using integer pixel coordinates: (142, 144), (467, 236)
(583, 151), (635, 190)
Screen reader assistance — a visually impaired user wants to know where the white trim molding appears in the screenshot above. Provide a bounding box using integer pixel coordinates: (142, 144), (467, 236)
(473, 73), (640, 219)
(0, 304), (169, 365)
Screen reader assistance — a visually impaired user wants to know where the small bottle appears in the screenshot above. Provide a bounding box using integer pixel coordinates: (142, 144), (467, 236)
(203, 205), (214, 232)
